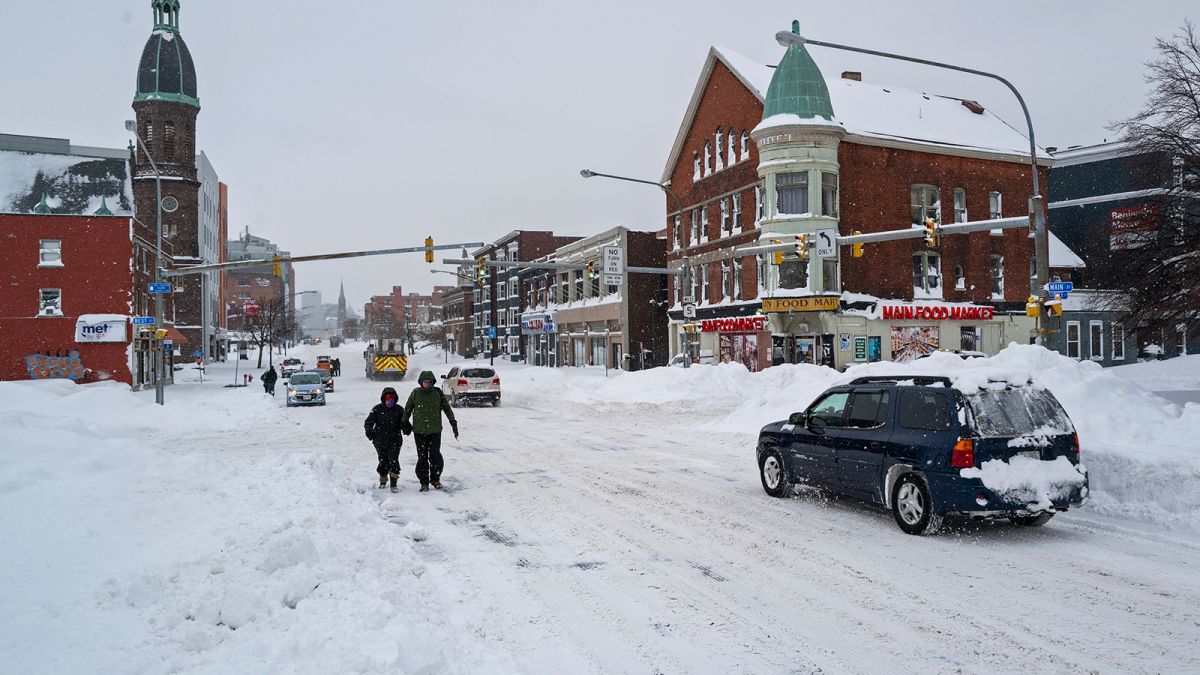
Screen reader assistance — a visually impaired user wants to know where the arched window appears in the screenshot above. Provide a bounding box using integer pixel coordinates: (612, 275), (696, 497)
(740, 131), (750, 161)
(715, 129), (724, 170)
(703, 142), (711, 175)
(727, 128), (736, 163)
(144, 121), (154, 144)
(693, 153), (701, 180)
(164, 121), (176, 159)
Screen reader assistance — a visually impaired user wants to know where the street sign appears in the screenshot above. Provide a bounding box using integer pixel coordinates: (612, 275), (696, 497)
(132, 316), (156, 325)
(814, 229), (837, 257)
(1047, 281), (1073, 295)
(682, 303), (697, 319)
(603, 246), (624, 286)
(486, 326), (496, 339)
(193, 349), (203, 357)
(682, 295), (695, 305)
(148, 282), (172, 294)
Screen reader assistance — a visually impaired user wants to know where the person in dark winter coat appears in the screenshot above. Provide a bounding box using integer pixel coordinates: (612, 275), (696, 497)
(261, 366), (278, 395)
(331, 358), (341, 377)
(403, 370), (458, 491)
(364, 386), (413, 491)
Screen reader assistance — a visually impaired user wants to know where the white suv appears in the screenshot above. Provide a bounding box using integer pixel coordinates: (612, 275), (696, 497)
(441, 366), (501, 407)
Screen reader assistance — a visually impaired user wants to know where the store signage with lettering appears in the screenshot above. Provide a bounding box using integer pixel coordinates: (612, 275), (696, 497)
(700, 317), (767, 333)
(74, 315), (128, 343)
(761, 296), (840, 313)
(880, 303), (995, 321)
(521, 313), (556, 333)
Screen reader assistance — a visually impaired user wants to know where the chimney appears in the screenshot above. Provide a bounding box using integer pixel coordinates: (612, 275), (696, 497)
(960, 99), (985, 115)
(841, 71), (862, 81)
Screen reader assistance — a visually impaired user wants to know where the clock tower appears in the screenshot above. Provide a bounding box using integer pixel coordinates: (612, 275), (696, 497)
(131, 0), (203, 340)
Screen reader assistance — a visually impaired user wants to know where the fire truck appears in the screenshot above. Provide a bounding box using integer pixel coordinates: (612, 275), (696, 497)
(364, 338), (408, 380)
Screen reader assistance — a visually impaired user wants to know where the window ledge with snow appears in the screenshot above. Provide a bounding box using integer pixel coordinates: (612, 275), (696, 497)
(37, 310), (64, 318)
(37, 261), (66, 268)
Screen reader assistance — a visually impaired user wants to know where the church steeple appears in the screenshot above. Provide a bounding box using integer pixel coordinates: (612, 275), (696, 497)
(337, 280), (348, 329)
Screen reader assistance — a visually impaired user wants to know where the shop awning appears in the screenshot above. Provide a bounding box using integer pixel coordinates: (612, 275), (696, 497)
(163, 326), (189, 344)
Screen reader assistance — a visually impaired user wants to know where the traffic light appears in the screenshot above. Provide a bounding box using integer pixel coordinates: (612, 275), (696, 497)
(771, 240), (784, 265)
(424, 236), (434, 264)
(476, 257), (487, 281)
(1025, 295), (1041, 318)
(851, 230), (864, 258)
(272, 254), (281, 277)
(585, 260), (596, 278)
(794, 234), (808, 260)
(1047, 294), (1063, 317)
(923, 218), (939, 248)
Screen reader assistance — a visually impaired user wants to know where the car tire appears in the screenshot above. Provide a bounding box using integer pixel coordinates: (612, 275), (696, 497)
(492, 397), (501, 407)
(759, 446), (791, 498)
(450, 393), (459, 407)
(1009, 512), (1054, 527)
(891, 473), (943, 535)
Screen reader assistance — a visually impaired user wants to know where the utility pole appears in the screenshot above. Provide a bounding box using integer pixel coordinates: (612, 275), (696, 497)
(127, 119), (165, 405)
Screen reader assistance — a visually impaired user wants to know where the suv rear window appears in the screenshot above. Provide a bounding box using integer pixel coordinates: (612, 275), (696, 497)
(899, 390), (952, 431)
(965, 387), (1074, 437)
(462, 368), (495, 379)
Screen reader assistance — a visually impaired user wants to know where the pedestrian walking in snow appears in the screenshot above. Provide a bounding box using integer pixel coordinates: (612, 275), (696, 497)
(261, 366), (278, 396)
(332, 358), (341, 377)
(404, 370), (458, 492)
(364, 387), (411, 491)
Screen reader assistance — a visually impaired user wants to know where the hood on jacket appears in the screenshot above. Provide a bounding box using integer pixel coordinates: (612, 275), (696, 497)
(379, 386), (399, 403)
(417, 370), (437, 384)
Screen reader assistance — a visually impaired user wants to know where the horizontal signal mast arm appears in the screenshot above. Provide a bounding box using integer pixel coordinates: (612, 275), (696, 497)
(161, 242), (485, 277)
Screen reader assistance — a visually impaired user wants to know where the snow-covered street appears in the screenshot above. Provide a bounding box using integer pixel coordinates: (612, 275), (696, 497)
(3, 343), (1200, 673)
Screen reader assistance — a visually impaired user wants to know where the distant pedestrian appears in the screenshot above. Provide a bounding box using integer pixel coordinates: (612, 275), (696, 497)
(364, 387), (410, 491)
(261, 366), (278, 395)
(332, 358), (341, 377)
(403, 370), (458, 492)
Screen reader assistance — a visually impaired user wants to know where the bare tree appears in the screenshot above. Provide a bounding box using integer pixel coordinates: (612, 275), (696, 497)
(245, 298), (297, 368)
(1108, 20), (1200, 335)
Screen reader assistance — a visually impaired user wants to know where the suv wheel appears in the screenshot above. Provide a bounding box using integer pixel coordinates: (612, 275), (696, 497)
(1009, 512), (1054, 527)
(759, 447), (791, 498)
(891, 473), (943, 535)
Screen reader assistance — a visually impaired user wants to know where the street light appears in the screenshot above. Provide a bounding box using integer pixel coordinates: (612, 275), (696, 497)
(775, 28), (1051, 342)
(126, 119), (166, 405)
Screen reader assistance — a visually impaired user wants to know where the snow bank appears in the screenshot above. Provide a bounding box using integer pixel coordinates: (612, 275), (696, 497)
(961, 456), (1088, 512)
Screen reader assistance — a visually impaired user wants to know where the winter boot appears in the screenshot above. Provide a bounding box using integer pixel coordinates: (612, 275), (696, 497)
(432, 480), (442, 490)
(419, 483), (429, 492)
(389, 473), (399, 493)
(378, 474), (387, 489)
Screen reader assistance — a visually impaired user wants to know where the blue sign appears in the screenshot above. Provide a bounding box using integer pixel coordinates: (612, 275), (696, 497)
(132, 316), (156, 325)
(1047, 281), (1073, 294)
(486, 326), (496, 339)
(148, 282), (172, 294)
(193, 350), (203, 357)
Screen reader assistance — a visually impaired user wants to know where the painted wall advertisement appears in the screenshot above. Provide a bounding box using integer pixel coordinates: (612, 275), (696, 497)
(1109, 205), (1157, 250)
(75, 315), (127, 343)
(891, 325), (940, 361)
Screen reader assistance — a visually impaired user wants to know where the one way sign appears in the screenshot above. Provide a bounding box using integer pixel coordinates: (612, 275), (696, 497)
(814, 229), (837, 257)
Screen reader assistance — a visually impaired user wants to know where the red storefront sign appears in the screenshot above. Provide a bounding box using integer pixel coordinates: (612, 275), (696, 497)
(700, 317), (767, 333)
(880, 304), (994, 321)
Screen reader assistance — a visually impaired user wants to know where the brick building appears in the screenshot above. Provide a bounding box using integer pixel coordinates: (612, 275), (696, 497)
(519, 227), (668, 368)
(472, 231), (581, 360)
(224, 231), (293, 333)
(0, 213), (140, 384)
(440, 277), (476, 358)
(362, 287), (445, 340)
(661, 29), (1043, 369)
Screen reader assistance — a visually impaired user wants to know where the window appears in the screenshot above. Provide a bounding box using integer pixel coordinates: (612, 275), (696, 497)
(988, 191), (1003, 218)
(672, 215), (681, 250)
(990, 255), (1004, 298)
(721, 260), (732, 299)
(899, 391), (951, 431)
(700, 205), (709, 242)
(38, 288), (62, 316)
(39, 239), (62, 267)
(1066, 321), (1081, 359)
(727, 128), (736, 164)
(164, 121), (176, 159)
(755, 183), (764, 222)
(846, 391), (890, 429)
(144, 121), (154, 144)
(237, 277), (250, 287)
(732, 191), (742, 231)
(701, 265), (710, 302)
(1089, 321), (1104, 360)
(715, 129), (724, 170)
(1113, 324), (1126, 360)
(673, 273), (682, 304)
(733, 258), (743, 300)
(822, 258), (839, 293)
(590, 267), (600, 297)
(740, 131), (750, 161)
(820, 172), (838, 217)
(719, 198), (729, 234)
(777, 172), (809, 215)
(953, 188), (967, 223)
(574, 271), (583, 301)
(689, 264), (698, 300)
(704, 141), (712, 175)
(757, 253), (768, 292)
(912, 252), (941, 296)
(953, 265), (966, 291)
(693, 153), (701, 180)
(1177, 326), (1188, 355)
(690, 209), (701, 245)
(808, 392), (849, 427)
(910, 185), (940, 225)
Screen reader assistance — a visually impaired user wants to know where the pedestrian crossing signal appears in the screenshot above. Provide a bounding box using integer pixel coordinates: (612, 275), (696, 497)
(424, 237), (434, 263)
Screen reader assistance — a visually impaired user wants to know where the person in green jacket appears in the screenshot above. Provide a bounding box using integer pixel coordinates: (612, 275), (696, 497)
(403, 370), (458, 491)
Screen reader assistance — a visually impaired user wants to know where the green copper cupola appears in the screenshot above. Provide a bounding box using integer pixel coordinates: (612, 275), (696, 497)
(761, 20), (835, 121)
(134, 0), (199, 108)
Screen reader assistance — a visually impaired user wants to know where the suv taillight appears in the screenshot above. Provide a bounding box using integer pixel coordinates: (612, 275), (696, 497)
(1072, 433), (1080, 456)
(492, 377), (500, 385)
(457, 379), (468, 385)
(950, 438), (975, 469)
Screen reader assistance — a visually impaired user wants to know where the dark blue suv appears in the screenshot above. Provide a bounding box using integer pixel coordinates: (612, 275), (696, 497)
(756, 376), (1088, 534)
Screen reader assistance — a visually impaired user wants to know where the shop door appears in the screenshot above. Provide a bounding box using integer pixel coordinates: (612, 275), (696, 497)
(573, 338), (585, 366)
(612, 343), (623, 370)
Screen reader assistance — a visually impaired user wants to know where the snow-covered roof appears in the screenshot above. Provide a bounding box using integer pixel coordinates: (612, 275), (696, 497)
(663, 46), (1050, 183)
(1049, 230), (1085, 268)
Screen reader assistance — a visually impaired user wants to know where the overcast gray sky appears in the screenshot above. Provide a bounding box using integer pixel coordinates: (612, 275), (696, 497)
(2, 0), (1194, 310)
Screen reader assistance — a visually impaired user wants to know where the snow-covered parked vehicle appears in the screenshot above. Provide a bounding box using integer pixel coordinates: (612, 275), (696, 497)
(756, 375), (1088, 535)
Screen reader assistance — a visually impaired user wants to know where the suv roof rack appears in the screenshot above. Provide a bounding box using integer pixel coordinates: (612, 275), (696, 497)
(848, 375), (954, 387)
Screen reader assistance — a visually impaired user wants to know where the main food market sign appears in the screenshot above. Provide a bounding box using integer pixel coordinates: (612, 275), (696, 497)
(762, 296), (840, 313)
(700, 317), (767, 332)
(880, 303), (995, 321)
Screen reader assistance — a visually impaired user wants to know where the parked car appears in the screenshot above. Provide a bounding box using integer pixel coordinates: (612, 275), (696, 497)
(668, 349), (716, 367)
(280, 358), (303, 379)
(286, 371), (326, 407)
(755, 375), (1087, 535)
(915, 350), (988, 360)
(316, 368), (335, 392)
(440, 366), (500, 406)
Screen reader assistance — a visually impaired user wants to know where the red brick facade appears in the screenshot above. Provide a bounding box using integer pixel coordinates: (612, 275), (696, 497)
(0, 214), (134, 383)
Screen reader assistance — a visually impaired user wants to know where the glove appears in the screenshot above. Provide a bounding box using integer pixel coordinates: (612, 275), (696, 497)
(450, 421), (459, 440)
(401, 421), (413, 436)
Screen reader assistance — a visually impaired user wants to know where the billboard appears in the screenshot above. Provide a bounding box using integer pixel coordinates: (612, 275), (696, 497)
(891, 325), (940, 361)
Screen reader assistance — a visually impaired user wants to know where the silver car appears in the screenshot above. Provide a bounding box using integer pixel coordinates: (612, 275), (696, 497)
(286, 371), (327, 407)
